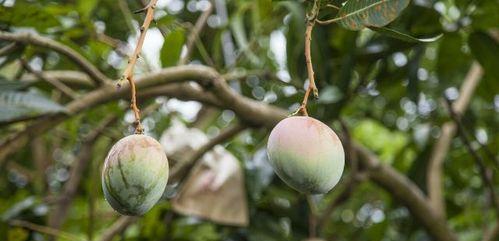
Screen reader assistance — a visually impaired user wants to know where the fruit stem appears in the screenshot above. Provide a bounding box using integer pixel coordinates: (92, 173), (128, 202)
(296, 0), (320, 117)
(118, 0), (158, 134)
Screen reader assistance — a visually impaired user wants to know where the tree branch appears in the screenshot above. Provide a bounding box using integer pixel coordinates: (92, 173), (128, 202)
(48, 115), (118, 230)
(0, 42), (18, 56)
(169, 123), (246, 182)
(20, 59), (79, 99)
(21, 70), (95, 88)
(354, 143), (458, 241)
(427, 62), (483, 218)
(118, 0), (159, 134)
(9, 219), (85, 241)
(296, 0), (319, 116)
(444, 97), (499, 216)
(97, 123), (245, 241)
(317, 176), (361, 230)
(0, 65), (284, 164)
(98, 216), (138, 241)
(0, 50), (460, 241)
(0, 31), (110, 85)
(484, 222), (499, 241)
(179, 1), (214, 65)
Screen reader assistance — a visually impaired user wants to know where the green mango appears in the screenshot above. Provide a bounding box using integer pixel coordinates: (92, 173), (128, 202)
(102, 134), (169, 215)
(267, 116), (345, 194)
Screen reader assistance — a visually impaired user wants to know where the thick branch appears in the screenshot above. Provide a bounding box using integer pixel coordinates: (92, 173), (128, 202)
(355, 143), (458, 241)
(0, 31), (110, 85)
(0, 65), (458, 241)
(0, 65), (284, 164)
(427, 62), (483, 217)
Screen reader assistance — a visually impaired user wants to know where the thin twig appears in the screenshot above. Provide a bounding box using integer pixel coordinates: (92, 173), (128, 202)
(315, 17), (340, 25)
(194, 36), (216, 67)
(99, 216), (138, 241)
(444, 97), (499, 217)
(326, 4), (340, 10)
(48, 115), (118, 230)
(354, 142), (459, 241)
(9, 220), (85, 241)
(118, 0), (137, 34)
(0, 31), (110, 85)
(317, 177), (361, 230)
(169, 123), (246, 182)
(455, 116), (499, 169)
(483, 223), (499, 241)
(179, 2), (214, 65)
(118, 0), (159, 134)
(295, 0), (320, 116)
(0, 42), (18, 56)
(20, 59), (79, 99)
(427, 62), (483, 218)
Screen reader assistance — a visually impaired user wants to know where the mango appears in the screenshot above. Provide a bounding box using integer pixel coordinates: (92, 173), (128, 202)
(102, 134), (169, 215)
(267, 116), (344, 194)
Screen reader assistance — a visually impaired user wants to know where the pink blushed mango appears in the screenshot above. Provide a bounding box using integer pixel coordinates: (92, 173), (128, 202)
(102, 134), (169, 216)
(267, 116), (345, 194)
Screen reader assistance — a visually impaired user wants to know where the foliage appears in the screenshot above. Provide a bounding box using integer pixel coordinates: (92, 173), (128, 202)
(0, 0), (498, 241)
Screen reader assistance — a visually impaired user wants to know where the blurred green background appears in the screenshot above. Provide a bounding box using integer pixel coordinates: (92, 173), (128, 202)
(0, 0), (498, 240)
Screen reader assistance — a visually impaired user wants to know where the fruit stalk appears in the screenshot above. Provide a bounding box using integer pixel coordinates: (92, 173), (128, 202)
(118, 0), (159, 134)
(298, 0), (320, 116)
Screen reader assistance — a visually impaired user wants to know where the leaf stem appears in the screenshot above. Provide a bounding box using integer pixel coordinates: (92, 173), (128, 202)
(118, 0), (158, 134)
(315, 17), (340, 25)
(326, 4), (340, 10)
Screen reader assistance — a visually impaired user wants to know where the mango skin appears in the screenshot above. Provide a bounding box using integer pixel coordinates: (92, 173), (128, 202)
(102, 134), (169, 216)
(267, 116), (345, 194)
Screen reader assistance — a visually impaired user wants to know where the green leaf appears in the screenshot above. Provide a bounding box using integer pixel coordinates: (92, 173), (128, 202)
(335, 0), (410, 30)
(257, 0), (273, 22)
(370, 27), (442, 43)
(0, 91), (66, 123)
(276, 1), (305, 79)
(0, 2), (59, 31)
(437, 33), (470, 85)
(0, 78), (29, 91)
(352, 119), (409, 164)
(468, 31), (499, 81)
(470, 0), (499, 31)
(160, 28), (185, 67)
(231, 4), (261, 66)
(77, 0), (98, 19)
